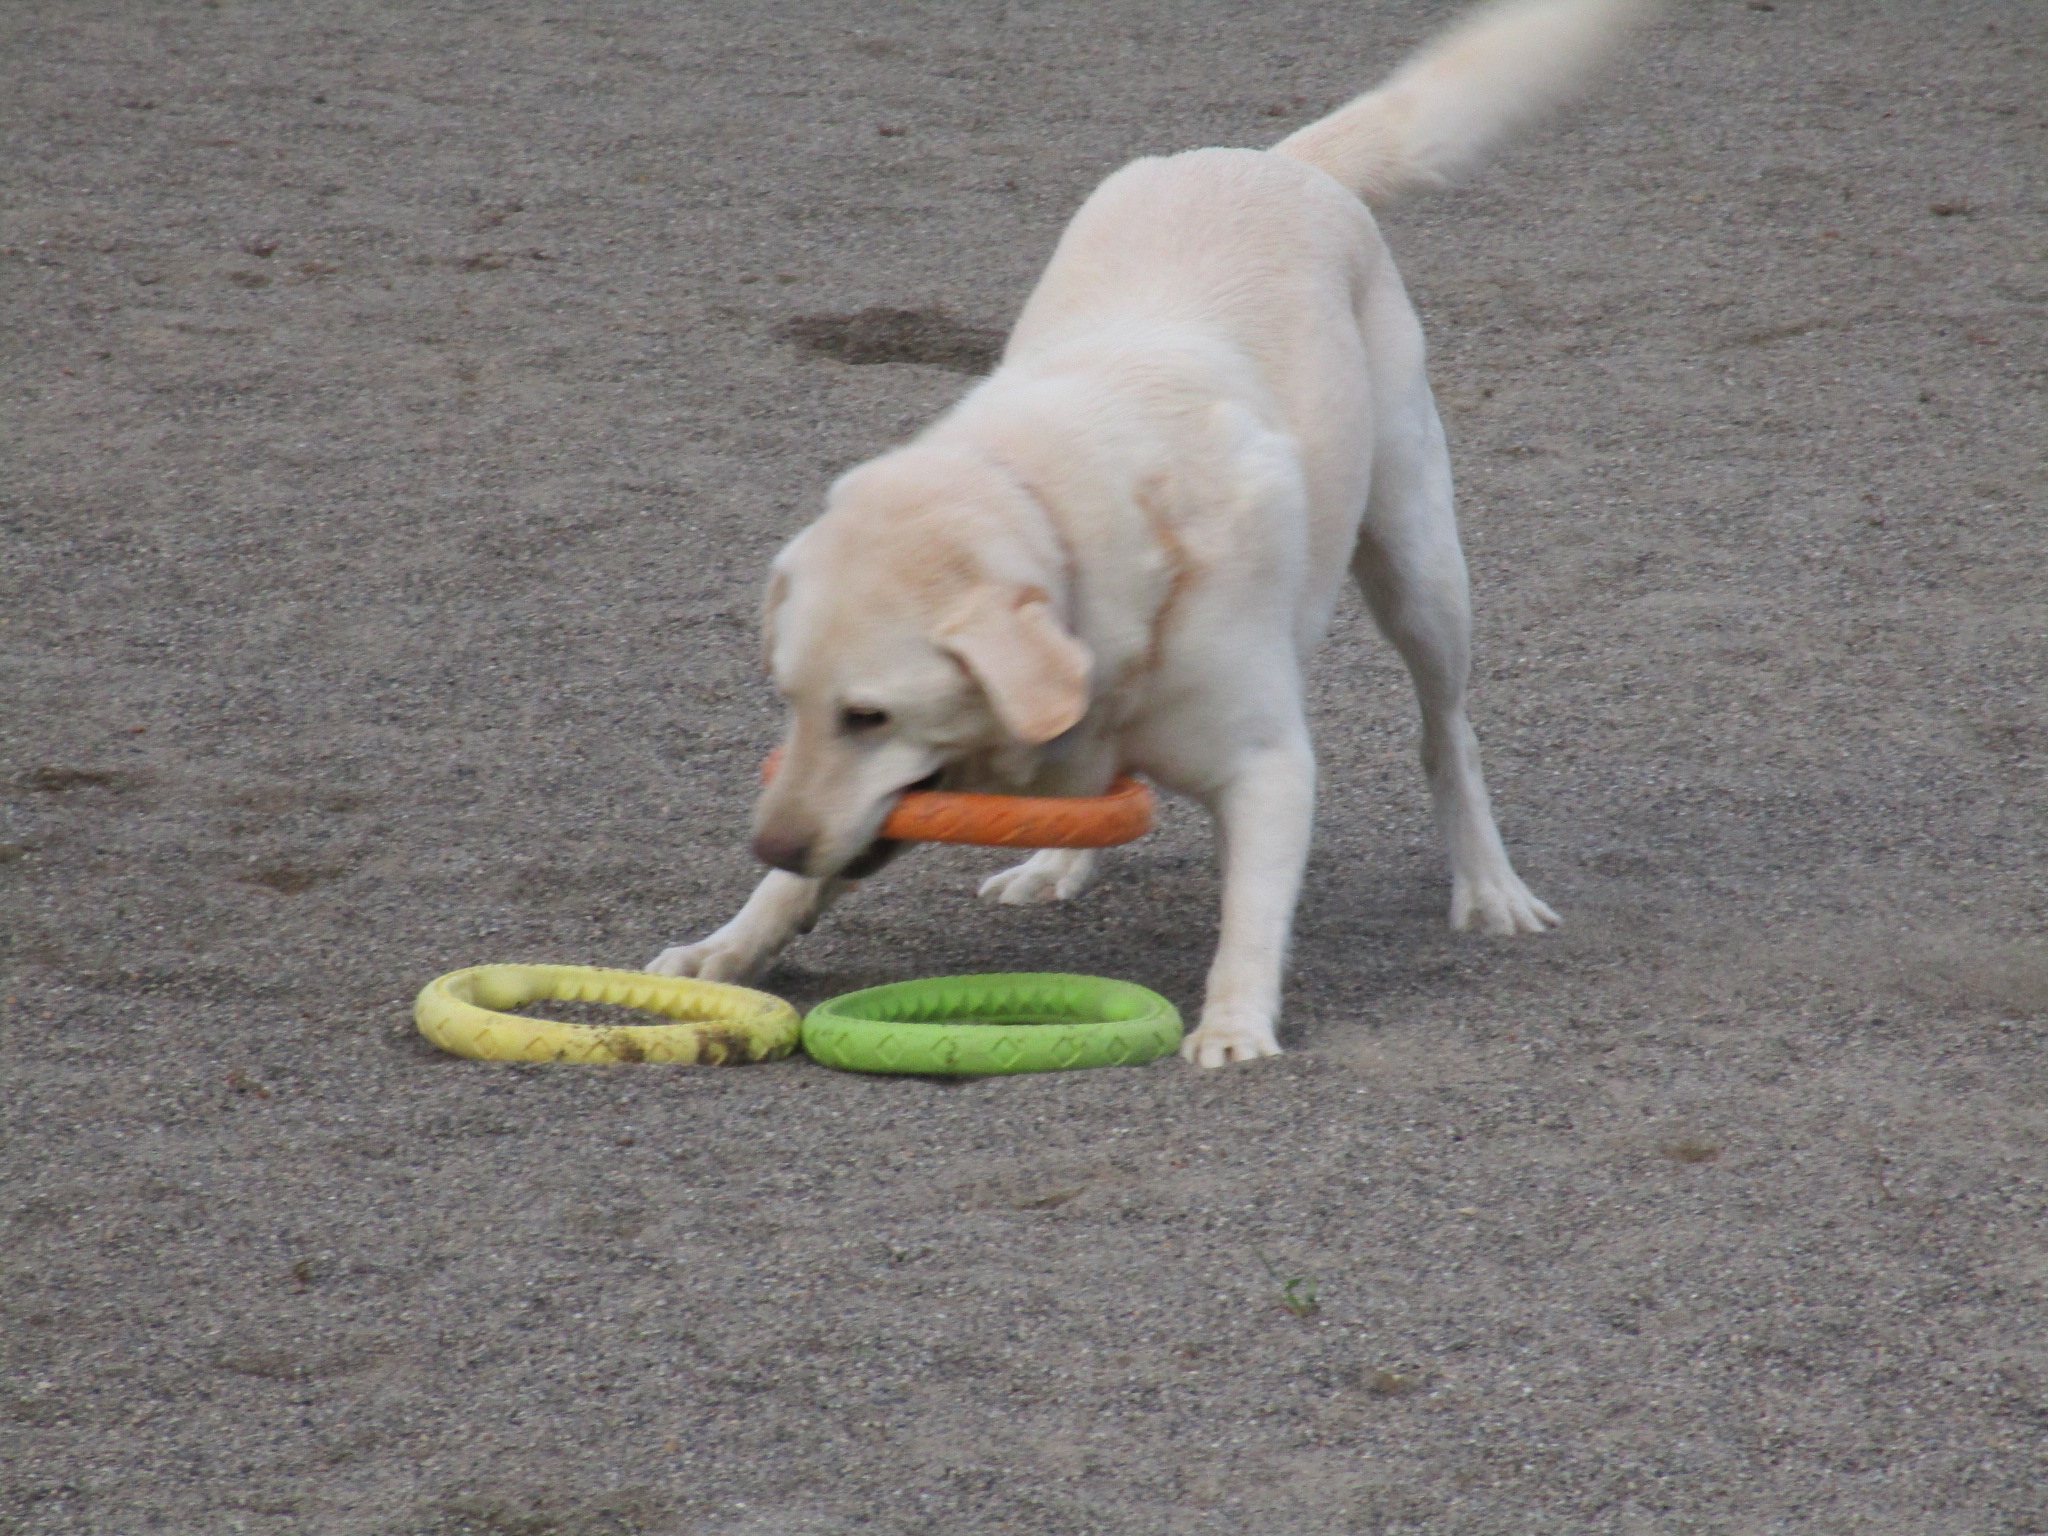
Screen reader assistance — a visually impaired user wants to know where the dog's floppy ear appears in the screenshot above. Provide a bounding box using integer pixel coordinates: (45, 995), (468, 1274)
(936, 585), (1092, 744)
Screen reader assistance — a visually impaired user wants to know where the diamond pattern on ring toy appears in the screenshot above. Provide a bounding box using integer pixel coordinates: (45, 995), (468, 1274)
(414, 963), (801, 1064)
(801, 973), (1182, 1076)
(763, 750), (1155, 849)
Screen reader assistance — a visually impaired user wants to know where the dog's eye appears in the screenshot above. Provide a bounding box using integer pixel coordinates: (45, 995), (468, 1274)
(839, 707), (889, 734)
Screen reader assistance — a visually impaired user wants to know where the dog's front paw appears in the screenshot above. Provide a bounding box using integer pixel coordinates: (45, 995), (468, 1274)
(645, 932), (765, 984)
(1178, 1009), (1283, 1068)
(977, 848), (1098, 906)
(1450, 871), (1560, 936)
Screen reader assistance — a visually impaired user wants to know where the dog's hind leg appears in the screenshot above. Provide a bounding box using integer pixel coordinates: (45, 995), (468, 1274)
(974, 740), (1118, 905)
(1351, 359), (1558, 936)
(978, 847), (1099, 906)
(645, 871), (855, 983)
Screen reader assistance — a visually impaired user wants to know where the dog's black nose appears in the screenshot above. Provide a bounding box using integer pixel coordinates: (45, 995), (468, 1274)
(752, 831), (813, 874)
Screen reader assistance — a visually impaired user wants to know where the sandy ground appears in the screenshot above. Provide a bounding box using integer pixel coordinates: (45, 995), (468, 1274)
(4, 1), (2046, 1532)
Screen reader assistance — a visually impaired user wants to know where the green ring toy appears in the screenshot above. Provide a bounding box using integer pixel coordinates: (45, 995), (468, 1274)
(801, 973), (1181, 1076)
(415, 963), (800, 1064)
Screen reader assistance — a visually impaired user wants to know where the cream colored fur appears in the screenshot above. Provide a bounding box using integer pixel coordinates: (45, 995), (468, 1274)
(649, 0), (1649, 1065)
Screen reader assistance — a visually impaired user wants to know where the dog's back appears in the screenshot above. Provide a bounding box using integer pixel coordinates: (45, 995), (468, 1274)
(997, 0), (1655, 518)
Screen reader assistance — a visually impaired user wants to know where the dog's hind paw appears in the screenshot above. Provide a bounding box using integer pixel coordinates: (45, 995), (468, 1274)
(977, 848), (1099, 906)
(1178, 1011), (1283, 1068)
(645, 934), (764, 984)
(1450, 871), (1559, 936)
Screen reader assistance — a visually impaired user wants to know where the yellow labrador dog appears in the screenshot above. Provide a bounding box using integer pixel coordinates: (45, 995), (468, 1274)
(650, 0), (1649, 1065)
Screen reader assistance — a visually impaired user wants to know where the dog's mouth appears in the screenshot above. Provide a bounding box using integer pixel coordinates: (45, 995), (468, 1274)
(839, 838), (903, 880)
(836, 767), (943, 880)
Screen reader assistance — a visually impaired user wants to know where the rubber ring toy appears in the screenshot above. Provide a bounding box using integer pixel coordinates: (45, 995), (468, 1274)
(762, 750), (1154, 849)
(801, 973), (1181, 1076)
(415, 964), (801, 1065)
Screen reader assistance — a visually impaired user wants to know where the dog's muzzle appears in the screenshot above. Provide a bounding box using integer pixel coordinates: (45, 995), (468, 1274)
(834, 767), (943, 878)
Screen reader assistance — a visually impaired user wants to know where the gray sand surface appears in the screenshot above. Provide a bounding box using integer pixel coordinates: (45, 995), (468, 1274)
(4, 2), (2045, 1531)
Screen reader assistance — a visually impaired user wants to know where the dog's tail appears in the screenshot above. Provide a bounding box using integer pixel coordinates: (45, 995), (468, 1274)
(1272, 0), (1652, 205)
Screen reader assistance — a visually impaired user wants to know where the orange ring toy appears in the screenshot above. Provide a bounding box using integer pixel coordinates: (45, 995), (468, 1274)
(761, 751), (1153, 849)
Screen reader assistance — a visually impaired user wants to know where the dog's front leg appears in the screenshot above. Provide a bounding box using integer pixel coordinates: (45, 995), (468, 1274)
(645, 871), (853, 983)
(1179, 738), (1316, 1067)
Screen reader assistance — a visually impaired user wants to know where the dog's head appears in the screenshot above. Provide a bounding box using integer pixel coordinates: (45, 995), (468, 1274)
(751, 445), (1092, 878)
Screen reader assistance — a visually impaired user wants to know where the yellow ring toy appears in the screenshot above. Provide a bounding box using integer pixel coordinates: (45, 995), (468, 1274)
(414, 964), (800, 1064)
